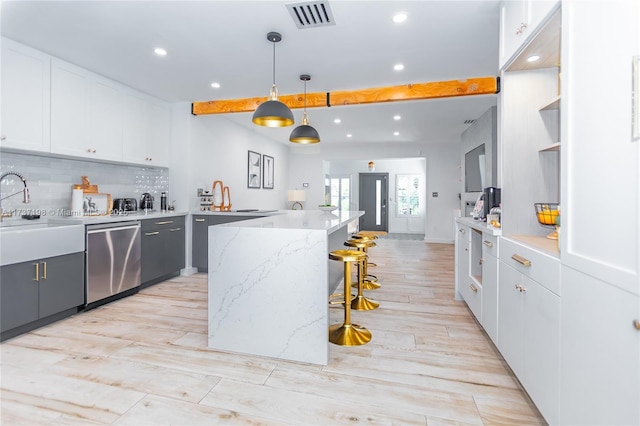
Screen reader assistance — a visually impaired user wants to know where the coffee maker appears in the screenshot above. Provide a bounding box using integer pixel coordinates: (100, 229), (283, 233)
(483, 187), (501, 220)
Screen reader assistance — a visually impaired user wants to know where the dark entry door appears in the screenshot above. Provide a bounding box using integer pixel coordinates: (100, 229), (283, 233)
(359, 173), (388, 232)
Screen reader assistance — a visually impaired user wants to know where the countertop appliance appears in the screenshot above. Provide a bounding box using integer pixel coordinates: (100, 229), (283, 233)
(85, 221), (141, 307)
(483, 187), (501, 220)
(113, 198), (137, 213)
(140, 193), (154, 211)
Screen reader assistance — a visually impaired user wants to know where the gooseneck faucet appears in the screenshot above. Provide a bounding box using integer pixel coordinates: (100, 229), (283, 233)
(0, 171), (31, 222)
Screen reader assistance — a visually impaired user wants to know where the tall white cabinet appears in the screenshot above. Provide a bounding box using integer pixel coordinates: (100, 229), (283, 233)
(558, 1), (640, 424)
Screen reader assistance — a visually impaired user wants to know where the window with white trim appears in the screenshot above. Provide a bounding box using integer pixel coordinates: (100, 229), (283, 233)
(396, 174), (421, 216)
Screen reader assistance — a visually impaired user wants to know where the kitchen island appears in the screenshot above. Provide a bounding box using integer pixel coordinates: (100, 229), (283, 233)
(207, 209), (363, 365)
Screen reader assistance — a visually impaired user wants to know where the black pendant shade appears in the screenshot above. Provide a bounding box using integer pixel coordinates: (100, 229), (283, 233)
(289, 74), (320, 144)
(252, 32), (294, 128)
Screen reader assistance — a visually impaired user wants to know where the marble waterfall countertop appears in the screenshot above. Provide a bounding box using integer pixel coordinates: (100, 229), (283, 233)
(207, 209), (364, 365)
(49, 210), (188, 225)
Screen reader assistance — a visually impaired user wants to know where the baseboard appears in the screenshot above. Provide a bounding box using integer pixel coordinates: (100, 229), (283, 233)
(424, 238), (454, 244)
(181, 267), (199, 276)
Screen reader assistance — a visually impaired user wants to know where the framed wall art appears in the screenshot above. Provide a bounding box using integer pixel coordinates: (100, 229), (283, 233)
(263, 154), (274, 189)
(248, 150), (261, 188)
(82, 192), (111, 216)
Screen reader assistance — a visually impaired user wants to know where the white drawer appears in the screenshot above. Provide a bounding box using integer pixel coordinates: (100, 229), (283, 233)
(481, 234), (499, 258)
(457, 224), (471, 242)
(461, 277), (482, 322)
(499, 237), (561, 295)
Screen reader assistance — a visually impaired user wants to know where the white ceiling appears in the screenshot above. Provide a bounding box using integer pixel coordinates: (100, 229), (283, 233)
(1, 0), (500, 145)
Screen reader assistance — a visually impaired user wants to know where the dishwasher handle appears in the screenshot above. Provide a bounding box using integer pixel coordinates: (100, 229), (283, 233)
(87, 224), (140, 234)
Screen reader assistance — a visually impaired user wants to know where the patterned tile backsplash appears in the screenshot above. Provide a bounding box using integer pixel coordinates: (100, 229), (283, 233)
(0, 152), (169, 217)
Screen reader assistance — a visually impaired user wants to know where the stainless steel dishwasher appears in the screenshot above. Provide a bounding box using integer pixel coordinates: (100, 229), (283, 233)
(86, 221), (141, 306)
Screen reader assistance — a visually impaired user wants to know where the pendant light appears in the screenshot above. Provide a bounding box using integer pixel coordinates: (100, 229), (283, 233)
(289, 74), (320, 144)
(252, 32), (294, 127)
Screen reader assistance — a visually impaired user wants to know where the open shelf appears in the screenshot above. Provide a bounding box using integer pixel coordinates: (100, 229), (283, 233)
(539, 142), (560, 152)
(539, 95), (561, 111)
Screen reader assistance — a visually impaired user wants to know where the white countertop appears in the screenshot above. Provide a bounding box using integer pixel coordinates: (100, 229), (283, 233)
(213, 209), (363, 234)
(192, 210), (283, 217)
(49, 211), (188, 225)
(456, 216), (502, 236)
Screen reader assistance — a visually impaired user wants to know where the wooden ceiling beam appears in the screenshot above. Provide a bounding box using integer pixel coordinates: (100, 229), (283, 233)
(191, 76), (499, 115)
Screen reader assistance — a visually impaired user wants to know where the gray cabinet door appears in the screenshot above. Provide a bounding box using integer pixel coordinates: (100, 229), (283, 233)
(1, 252), (84, 333)
(141, 216), (185, 284)
(38, 253), (84, 318)
(0, 261), (39, 332)
(192, 216), (209, 271)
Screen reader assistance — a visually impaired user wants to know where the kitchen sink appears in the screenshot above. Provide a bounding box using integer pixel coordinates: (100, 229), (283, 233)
(0, 220), (85, 266)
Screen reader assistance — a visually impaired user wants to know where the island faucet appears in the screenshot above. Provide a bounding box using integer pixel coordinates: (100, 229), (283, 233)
(0, 171), (31, 222)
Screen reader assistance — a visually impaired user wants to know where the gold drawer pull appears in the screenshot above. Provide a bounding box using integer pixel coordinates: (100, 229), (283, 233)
(469, 284), (478, 293)
(195, 218), (206, 222)
(33, 263), (39, 281)
(155, 220), (173, 225)
(479, 258), (484, 265)
(511, 254), (532, 267)
(145, 231), (160, 236)
(515, 284), (527, 292)
(483, 240), (494, 248)
(634, 320), (640, 330)
(170, 228), (182, 232)
(42, 261), (47, 280)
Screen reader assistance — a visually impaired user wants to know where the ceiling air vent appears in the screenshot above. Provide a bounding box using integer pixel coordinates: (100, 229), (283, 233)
(464, 119), (476, 125)
(286, 1), (336, 29)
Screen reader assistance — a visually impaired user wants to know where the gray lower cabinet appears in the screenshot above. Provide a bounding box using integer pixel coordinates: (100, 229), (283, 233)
(1, 252), (84, 336)
(140, 216), (185, 285)
(192, 215), (258, 271)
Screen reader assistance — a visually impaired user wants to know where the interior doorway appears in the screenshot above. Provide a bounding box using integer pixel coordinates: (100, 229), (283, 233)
(359, 173), (388, 232)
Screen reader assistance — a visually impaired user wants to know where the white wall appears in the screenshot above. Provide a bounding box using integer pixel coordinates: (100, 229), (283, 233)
(327, 158), (427, 234)
(288, 142), (460, 243)
(170, 103), (291, 213)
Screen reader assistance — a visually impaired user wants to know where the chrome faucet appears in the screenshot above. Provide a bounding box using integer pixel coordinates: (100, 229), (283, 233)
(0, 171), (31, 222)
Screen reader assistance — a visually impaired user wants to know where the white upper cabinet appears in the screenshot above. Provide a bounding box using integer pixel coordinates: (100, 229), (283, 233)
(1, 38), (169, 168)
(0, 39), (51, 152)
(122, 93), (170, 167)
(50, 59), (123, 162)
(499, 0), (560, 69)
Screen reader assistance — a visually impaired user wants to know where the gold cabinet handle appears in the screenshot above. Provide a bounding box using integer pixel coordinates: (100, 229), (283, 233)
(42, 261), (47, 280)
(145, 231), (160, 236)
(469, 283), (478, 293)
(515, 284), (527, 292)
(170, 227), (182, 232)
(634, 320), (640, 330)
(511, 254), (532, 267)
(195, 218), (206, 222)
(483, 240), (494, 248)
(155, 220), (173, 225)
(479, 258), (484, 265)
(33, 263), (39, 281)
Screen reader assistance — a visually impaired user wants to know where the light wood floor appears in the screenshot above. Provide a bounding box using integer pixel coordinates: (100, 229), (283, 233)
(0, 239), (546, 425)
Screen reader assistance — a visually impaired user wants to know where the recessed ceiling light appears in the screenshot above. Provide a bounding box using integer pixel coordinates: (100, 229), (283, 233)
(393, 13), (407, 23)
(393, 115), (401, 121)
(154, 47), (167, 56)
(334, 118), (341, 124)
(394, 64), (404, 71)
(394, 131), (400, 136)
(346, 134), (352, 138)
(211, 82), (221, 89)
(527, 55), (541, 62)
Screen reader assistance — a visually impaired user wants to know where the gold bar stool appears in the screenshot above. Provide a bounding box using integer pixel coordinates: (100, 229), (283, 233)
(344, 238), (380, 290)
(328, 249), (372, 346)
(344, 239), (379, 311)
(351, 233), (379, 268)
